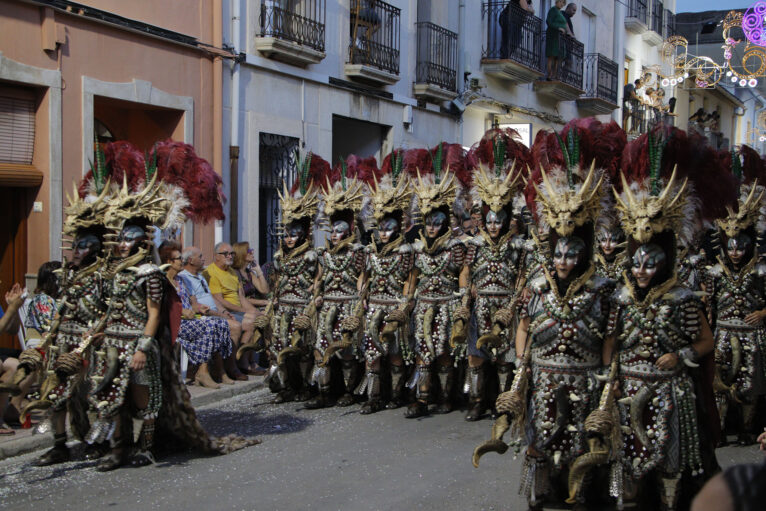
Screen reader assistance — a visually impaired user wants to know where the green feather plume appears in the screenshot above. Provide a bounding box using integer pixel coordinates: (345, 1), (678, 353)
(432, 142), (443, 184)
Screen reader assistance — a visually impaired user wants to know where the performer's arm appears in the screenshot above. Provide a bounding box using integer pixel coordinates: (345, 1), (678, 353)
(602, 335), (616, 366)
(514, 316), (530, 359)
(131, 297), (161, 371)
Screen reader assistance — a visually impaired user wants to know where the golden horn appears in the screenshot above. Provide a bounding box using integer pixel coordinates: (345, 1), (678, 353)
(539, 165), (555, 199)
(579, 160), (596, 194)
(620, 173), (636, 209)
(658, 165), (677, 203)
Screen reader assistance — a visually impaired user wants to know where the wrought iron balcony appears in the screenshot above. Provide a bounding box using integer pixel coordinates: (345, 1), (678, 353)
(534, 32), (584, 101)
(577, 53), (619, 114)
(623, 102), (674, 138)
(345, 0), (401, 85)
(663, 9), (676, 38)
(480, 0), (544, 84)
(625, 0), (648, 34)
(642, 0), (664, 45)
(255, 0), (326, 66)
(414, 22), (458, 102)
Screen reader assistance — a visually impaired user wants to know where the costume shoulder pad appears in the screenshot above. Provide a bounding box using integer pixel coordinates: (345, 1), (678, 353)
(398, 243), (412, 254)
(412, 239), (425, 252)
(613, 285), (632, 305)
(707, 264), (724, 278)
(587, 275), (615, 294)
(305, 249), (317, 262)
(529, 275), (549, 294)
(136, 263), (161, 277)
(663, 286), (699, 305)
(755, 262), (766, 278)
(448, 237), (465, 249)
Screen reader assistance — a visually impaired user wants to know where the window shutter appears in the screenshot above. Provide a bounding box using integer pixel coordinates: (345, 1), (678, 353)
(0, 96), (35, 164)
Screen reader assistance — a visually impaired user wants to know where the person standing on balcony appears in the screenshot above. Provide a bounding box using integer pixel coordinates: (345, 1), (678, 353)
(563, 3), (577, 37)
(499, 0), (535, 59)
(545, 0), (568, 80)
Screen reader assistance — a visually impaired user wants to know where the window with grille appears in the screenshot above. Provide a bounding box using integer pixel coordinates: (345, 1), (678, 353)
(0, 95), (35, 164)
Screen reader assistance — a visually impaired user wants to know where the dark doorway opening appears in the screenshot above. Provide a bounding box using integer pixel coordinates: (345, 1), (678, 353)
(331, 115), (389, 165)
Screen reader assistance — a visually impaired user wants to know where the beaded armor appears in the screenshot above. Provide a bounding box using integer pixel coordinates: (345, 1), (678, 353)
(48, 263), (107, 411)
(594, 253), (624, 281)
(466, 232), (525, 361)
(609, 283), (705, 486)
(707, 259), (766, 428)
(87, 262), (164, 443)
(315, 242), (366, 357)
(411, 237), (466, 365)
(677, 251), (705, 291)
(270, 242), (318, 356)
(362, 240), (413, 364)
(520, 272), (612, 489)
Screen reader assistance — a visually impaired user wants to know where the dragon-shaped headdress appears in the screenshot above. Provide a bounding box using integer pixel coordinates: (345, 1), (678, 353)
(412, 142), (458, 219)
(279, 151), (322, 228)
(370, 148), (412, 224)
(715, 145), (766, 241)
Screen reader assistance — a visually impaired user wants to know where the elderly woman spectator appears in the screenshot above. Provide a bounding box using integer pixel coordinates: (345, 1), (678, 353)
(159, 242), (236, 389)
(545, 0), (568, 80)
(232, 242), (269, 307)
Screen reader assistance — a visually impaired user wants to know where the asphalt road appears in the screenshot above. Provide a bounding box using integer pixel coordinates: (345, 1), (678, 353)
(0, 386), (762, 511)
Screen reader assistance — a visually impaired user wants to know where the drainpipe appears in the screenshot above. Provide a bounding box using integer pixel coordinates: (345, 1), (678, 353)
(229, 0), (242, 244)
(612, 0), (626, 124)
(214, 0), (224, 244)
(457, 0), (466, 143)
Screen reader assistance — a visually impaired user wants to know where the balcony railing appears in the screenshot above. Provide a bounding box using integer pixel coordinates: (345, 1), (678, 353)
(583, 53), (618, 104)
(348, 0), (401, 75)
(651, 0), (663, 34)
(415, 22), (458, 91)
(482, 0), (543, 72)
(663, 9), (676, 37)
(626, 0), (648, 24)
(541, 31), (584, 89)
(624, 102), (674, 135)
(258, 0), (326, 52)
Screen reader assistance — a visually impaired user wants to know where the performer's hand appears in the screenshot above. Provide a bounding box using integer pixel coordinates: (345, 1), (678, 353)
(655, 352), (679, 370)
(315, 296), (323, 308)
(130, 351), (147, 371)
(4, 283), (24, 308)
(744, 310), (765, 326)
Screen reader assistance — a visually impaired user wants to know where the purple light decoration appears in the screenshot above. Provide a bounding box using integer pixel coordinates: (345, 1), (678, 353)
(743, 2), (766, 46)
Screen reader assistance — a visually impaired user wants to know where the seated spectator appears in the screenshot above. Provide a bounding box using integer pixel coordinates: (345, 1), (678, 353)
(177, 246), (248, 381)
(160, 242), (235, 389)
(206, 242), (261, 375)
(25, 261), (61, 338)
(232, 242), (269, 307)
(0, 284), (35, 435)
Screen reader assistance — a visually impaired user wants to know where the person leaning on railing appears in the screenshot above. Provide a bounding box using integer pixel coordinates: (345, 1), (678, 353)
(545, 0), (568, 80)
(499, 0), (535, 59)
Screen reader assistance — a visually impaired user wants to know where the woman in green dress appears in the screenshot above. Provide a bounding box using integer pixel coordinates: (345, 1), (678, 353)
(545, 0), (568, 80)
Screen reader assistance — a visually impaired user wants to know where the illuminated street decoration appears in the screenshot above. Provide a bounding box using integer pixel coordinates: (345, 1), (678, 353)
(742, 2), (766, 46)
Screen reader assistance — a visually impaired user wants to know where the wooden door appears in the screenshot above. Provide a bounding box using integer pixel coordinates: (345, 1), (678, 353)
(0, 186), (28, 349)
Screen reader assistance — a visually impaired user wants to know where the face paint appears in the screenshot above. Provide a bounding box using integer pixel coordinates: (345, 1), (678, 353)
(485, 210), (508, 238)
(631, 243), (667, 289)
(378, 217), (399, 244)
(71, 234), (101, 267)
(597, 228), (623, 256)
(330, 220), (351, 245)
(116, 225), (146, 258)
(553, 236), (585, 281)
(283, 223), (306, 250)
(425, 211), (447, 239)
(727, 233), (752, 267)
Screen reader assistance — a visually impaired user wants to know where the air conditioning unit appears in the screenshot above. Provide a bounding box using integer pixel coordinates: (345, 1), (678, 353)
(469, 78), (485, 91)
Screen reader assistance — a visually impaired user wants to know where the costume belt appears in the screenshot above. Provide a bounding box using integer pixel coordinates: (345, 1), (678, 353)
(621, 366), (681, 381)
(531, 360), (597, 373)
(477, 291), (512, 298)
(369, 297), (401, 306)
(279, 297), (310, 306)
(717, 319), (757, 331)
(325, 294), (358, 302)
(417, 295), (457, 304)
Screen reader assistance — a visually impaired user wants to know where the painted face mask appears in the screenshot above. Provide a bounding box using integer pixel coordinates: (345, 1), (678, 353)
(727, 233), (753, 267)
(597, 228), (623, 257)
(631, 243), (667, 289)
(425, 211), (447, 239)
(283, 223), (306, 250)
(330, 220), (351, 245)
(553, 236), (586, 281)
(485, 209), (508, 238)
(71, 234), (101, 267)
(116, 225), (147, 258)
(378, 217), (399, 244)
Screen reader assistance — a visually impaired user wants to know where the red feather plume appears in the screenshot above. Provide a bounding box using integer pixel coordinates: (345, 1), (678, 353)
(78, 141), (146, 197)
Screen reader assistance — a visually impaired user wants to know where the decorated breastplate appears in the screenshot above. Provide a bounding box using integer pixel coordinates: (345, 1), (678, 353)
(527, 277), (608, 368)
(321, 247), (362, 299)
(276, 250), (317, 303)
(470, 237), (521, 295)
(104, 264), (161, 334)
(594, 253), (623, 281)
(415, 242), (462, 299)
(710, 261), (766, 323)
(369, 247), (411, 301)
(614, 285), (701, 374)
(60, 269), (105, 329)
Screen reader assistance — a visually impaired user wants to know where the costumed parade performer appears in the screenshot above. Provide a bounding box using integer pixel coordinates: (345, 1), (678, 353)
(264, 152), (324, 404)
(708, 144), (766, 445)
(356, 149), (414, 414)
(462, 128), (530, 422)
(306, 157), (371, 409)
(597, 128), (721, 510)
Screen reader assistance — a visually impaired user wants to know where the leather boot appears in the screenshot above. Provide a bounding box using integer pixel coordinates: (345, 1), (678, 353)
(405, 365), (430, 418)
(435, 365), (453, 414)
(359, 371), (382, 414)
(96, 437), (127, 472)
(305, 365), (332, 409)
(386, 364), (406, 409)
(272, 365), (294, 403)
(465, 364), (485, 421)
(33, 433), (70, 466)
(337, 359), (358, 407)
(295, 355), (313, 402)
(658, 473), (681, 511)
(131, 419), (155, 467)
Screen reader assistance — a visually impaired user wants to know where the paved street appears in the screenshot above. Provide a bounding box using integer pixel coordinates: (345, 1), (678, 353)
(0, 385), (762, 511)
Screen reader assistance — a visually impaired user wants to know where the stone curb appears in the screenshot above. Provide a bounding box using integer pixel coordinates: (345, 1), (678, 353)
(0, 379), (263, 462)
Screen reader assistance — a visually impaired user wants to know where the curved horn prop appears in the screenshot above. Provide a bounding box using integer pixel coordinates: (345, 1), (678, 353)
(471, 414), (510, 468)
(91, 346), (120, 396)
